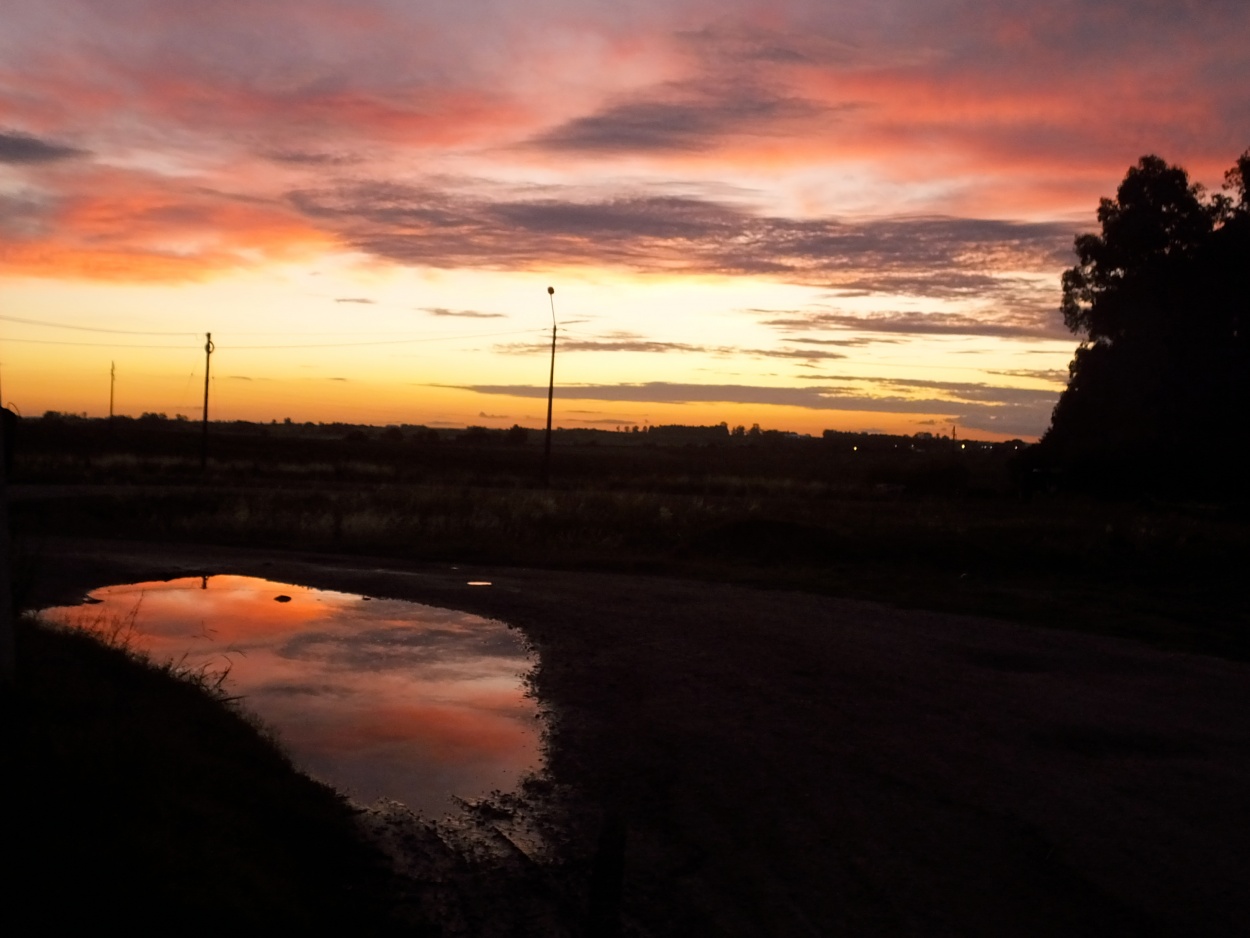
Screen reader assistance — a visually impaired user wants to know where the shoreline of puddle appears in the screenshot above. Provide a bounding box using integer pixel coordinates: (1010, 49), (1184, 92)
(41, 574), (545, 819)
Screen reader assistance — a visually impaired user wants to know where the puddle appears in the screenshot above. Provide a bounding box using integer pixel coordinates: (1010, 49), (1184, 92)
(41, 575), (542, 817)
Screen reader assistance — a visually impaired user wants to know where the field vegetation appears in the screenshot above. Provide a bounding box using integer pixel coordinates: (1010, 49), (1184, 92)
(11, 413), (1248, 659)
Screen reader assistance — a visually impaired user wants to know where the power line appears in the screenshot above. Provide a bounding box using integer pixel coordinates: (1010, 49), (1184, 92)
(1, 312), (545, 346)
(0, 338), (198, 349)
(0, 314), (197, 336)
(0, 326), (544, 351)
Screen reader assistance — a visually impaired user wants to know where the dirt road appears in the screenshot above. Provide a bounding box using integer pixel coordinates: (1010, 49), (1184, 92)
(28, 537), (1250, 936)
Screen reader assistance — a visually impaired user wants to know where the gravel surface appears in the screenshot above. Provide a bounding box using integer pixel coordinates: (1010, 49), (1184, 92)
(27, 537), (1250, 936)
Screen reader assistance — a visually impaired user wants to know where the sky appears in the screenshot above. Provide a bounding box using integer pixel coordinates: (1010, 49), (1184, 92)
(2, 1), (1247, 440)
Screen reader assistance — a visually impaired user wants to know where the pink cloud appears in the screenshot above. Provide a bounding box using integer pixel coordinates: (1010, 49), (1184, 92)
(0, 0), (1245, 280)
(0, 161), (332, 281)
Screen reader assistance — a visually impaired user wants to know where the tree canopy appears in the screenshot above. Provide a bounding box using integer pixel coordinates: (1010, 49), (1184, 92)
(1040, 150), (1250, 491)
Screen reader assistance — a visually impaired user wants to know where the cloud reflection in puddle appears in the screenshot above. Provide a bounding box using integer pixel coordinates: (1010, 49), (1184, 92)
(42, 575), (541, 816)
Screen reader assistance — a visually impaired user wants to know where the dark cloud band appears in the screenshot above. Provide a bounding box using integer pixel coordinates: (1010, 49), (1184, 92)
(289, 183), (1071, 322)
(0, 130), (87, 164)
(530, 89), (832, 154)
(761, 310), (1070, 340)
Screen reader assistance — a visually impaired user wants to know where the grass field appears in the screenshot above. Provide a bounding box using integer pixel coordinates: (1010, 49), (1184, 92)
(11, 416), (1248, 659)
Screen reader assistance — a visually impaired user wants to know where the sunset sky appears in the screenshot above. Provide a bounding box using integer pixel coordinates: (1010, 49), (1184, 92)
(2, 1), (1246, 439)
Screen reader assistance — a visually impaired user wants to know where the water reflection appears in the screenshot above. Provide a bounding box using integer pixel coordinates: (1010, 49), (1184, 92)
(42, 576), (541, 816)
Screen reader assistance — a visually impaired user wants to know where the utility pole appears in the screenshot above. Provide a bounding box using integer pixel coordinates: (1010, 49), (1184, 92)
(201, 333), (214, 472)
(0, 355), (12, 685)
(541, 286), (557, 488)
(0, 391), (12, 688)
(109, 361), (115, 421)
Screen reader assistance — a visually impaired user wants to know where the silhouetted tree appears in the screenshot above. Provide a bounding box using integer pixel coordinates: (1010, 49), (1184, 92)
(1040, 151), (1250, 491)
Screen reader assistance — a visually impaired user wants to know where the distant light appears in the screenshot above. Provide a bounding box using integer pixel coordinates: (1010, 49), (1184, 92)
(467, 581), (492, 587)
(852, 445), (858, 451)
(960, 443), (966, 450)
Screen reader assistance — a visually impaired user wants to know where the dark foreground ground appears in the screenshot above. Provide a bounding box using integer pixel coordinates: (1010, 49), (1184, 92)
(10, 618), (406, 933)
(21, 536), (1250, 936)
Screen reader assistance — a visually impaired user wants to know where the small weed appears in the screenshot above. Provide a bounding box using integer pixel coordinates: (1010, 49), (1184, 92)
(41, 594), (237, 701)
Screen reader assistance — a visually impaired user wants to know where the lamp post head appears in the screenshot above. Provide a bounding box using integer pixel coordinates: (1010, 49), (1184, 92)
(547, 286), (554, 295)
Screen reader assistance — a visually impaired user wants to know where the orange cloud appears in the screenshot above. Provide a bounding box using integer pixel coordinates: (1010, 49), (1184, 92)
(314, 701), (536, 765)
(0, 164), (334, 281)
(3, 2), (1245, 313)
(47, 577), (349, 646)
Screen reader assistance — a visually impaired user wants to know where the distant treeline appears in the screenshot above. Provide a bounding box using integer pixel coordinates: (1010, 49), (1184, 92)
(16, 412), (1028, 496)
(31, 410), (1020, 450)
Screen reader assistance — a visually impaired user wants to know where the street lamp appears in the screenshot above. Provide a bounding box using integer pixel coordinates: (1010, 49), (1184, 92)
(542, 286), (556, 487)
